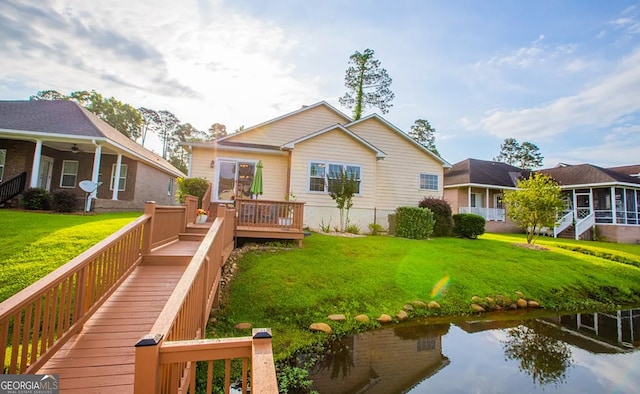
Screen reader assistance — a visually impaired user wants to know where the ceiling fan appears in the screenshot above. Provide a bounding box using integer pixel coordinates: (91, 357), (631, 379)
(71, 144), (80, 154)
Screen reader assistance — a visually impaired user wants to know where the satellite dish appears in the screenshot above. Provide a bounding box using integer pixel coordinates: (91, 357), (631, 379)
(79, 180), (101, 193)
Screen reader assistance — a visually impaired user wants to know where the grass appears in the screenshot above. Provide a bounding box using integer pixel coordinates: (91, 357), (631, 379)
(0, 210), (140, 302)
(214, 232), (640, 360)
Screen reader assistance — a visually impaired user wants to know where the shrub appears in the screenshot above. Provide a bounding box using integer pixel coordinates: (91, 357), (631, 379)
(51, 190), (78, 212)
(345, 223), (360, 234)
(394, 206), (434, 239)
(176, 177), (210, 206)
(418, 197), (453, 237)
(368, 222), (384, 235)
(319, 218), (332, 233)
(452, 213), (486, 239)
(22, 188), (51, 210)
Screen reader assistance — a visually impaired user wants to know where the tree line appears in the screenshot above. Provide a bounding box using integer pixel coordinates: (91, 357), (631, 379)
(29, 90), (232, 174)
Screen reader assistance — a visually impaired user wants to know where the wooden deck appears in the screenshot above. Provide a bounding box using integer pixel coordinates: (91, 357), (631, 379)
(37, 264), (186, 393)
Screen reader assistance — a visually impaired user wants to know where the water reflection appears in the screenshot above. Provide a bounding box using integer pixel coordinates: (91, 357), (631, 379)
(306, 308), (640, 393)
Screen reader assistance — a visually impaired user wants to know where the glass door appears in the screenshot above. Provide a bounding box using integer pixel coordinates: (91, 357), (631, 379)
(214, 159), (256, 201)
(38, 156), (53, 191)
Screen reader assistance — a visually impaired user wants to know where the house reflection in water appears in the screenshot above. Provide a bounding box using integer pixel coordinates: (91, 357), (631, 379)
(309, 323), (450, 393)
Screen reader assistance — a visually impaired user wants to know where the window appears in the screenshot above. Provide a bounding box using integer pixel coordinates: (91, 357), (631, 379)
(110, 164), (128, 191)
(470, 193), (483, 208)
(60, 160), (78, 188)
(419, 173), (438, 190)
(309, 161), (361, 194)
(167, 178), (174, 196)
(0, 149), (5, 182)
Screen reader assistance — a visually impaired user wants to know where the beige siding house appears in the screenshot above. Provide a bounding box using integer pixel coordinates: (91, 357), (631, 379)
(184, 102), (451, 231)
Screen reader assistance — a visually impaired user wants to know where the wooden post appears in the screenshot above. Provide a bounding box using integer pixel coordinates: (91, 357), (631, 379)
(142, 202), (156, 255)
(251, 328), (278, 393)
(134, 333), (163, 393)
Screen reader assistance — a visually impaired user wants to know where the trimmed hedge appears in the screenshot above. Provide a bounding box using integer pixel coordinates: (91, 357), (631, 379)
(52, 190), (78, 212)
(418, 197), (453, 237)
(453, 213), (485, 239)
(395, 206), (434, 240)
(22, 188), (51, 210)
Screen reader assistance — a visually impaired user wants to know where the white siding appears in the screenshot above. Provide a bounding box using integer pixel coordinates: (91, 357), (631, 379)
(227, 105), (348, 146)
(349, 117), (444, 210)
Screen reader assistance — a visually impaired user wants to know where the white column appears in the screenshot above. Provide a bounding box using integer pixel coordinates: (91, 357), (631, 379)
(467, 187), (471, 209)
(86, 144), (102, 212)
(112, 154), (122, 200)
(486, 188), (490, 220)
(611, 187), (617, 224)
(29, 140), (43, 188)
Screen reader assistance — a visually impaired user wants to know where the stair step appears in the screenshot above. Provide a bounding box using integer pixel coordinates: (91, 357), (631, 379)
(142, 254), (192, 266)
(179, 232), (205, 241)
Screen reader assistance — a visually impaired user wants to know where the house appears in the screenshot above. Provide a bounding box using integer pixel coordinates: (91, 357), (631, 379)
(0, 100), (184, 211)
(182, 101), (451, 231)
(443, 158), (530, 232)
(539, 164), (640, 243)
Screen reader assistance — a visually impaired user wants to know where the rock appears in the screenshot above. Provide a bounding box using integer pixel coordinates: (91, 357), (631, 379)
(515, 291), (525, 298)
(495, 295), (505, 306)
(396, 310), (409, 321)
(528, 300), (540, 308)
(377, 314), (393, 324)
(309, 323), (332, 333)
(403, 304), (414, 312)
(517, 298), (528, 308)
(428, 301), (441, 309)
(471, 304), (485, 312)
(471, 296), (481, 303)
(412, 301), (427, 308)
(485, 297), (494, 304)
(328, 314), (346, 322)
(506, 303), (518, 310)
(234, 322), (252, 330)
(355, 314), (370, 323)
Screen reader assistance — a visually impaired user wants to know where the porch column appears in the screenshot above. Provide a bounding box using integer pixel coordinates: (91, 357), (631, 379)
(589, 188), (594, 214)
(486, 188), (490, 220)
(611, 187), (617, 224)
(87, 143), (102, 212)
(29, 139), (43, 188)
(468, 187), (471, 209)
(112, 154), (123, 200)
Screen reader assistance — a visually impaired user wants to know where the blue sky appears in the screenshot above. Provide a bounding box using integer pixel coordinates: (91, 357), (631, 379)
(1, 0), (639, 167)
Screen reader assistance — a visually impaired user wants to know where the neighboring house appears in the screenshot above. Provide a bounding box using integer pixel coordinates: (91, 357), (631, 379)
(539, 164), (640, 243)
(443, 158), (530, 232)
(0, 100), (184, 211)
(183, 101), (451, 231)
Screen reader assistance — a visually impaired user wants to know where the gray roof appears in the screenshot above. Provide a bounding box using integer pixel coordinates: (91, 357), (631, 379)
(0, 100), (184, 176)
(539, 164), (640, 186)
(444, 158), (530, 187)
(608, 164), (640, 177)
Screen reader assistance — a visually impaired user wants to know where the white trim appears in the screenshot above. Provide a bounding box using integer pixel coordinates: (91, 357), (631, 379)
(109, 163), (127, 192)
(560, 182), (640, 189)
(419, 173), (439, 191)
(283, 124), (386, 159)
(307, 160), (362, 195)
(182, 142), (287, 155)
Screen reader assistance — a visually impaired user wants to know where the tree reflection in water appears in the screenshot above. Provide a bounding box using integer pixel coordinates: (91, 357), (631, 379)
(314, 336), (355, 379)
(502, 321), (573, 387)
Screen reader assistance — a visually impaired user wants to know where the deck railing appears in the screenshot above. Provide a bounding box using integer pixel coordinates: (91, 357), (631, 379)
(553, 211), (574, 237)
(0, 213), (150, 374)
(134, 204), (276, 393)
(575, 212), (595, 240)
(459, 207), (505, 221)
(0, 171), (27, 205)
(236, 198), (305, 230)
(184, 195), (198, 227)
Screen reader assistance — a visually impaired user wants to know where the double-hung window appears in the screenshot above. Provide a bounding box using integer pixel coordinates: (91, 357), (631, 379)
(60, 160), (79, 188)
(0, 149), (6, 182)
(110, 164), (128, 191)
(419, 173), (439, 191)
(309, 161), (361, 194)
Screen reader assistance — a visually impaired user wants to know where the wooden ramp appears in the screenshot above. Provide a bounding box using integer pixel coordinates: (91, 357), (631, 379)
(37, 260), (190, 392)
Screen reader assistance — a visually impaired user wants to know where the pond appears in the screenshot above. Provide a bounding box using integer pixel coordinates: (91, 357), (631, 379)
(305, 308), (640, 393)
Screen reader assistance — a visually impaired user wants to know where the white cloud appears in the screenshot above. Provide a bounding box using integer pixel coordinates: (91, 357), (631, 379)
(485, 35), (577, 69)
(480, 48), (640, 140)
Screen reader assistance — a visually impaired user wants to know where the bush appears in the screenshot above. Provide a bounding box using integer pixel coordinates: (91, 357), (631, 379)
(22, 188), (51, 210)
(51, 190), (78, 212)
(394, 206), (434, 239)
(345, 223), (360, 234)
(418, 197), (453, 237)
(176, 177), (210, 207)
(452, 213), (486, 239)
(368, 222), (384, 235)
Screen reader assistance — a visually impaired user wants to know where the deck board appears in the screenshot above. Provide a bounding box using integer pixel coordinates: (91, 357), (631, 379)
(37, 265), (185, 393)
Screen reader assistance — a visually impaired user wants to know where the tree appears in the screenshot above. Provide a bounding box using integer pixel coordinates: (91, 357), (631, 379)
(339, 48), (394, 120)
(156, 110), (180, 159)
(29, 90), (68, 101)
(138, 107), (161, 147)
(329, 168), (359, 232)
(494, 138), (544, 169)
(503, 173), (565, 244)
(69, 90), (142, 139)
(409, 119), (439, 156)
(207, 123), (227, 140)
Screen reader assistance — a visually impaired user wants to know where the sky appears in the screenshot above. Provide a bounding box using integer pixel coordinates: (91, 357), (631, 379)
(1, 0), (639, 168)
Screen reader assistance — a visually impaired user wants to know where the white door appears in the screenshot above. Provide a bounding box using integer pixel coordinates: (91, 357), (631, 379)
(38, 156), (53, 190)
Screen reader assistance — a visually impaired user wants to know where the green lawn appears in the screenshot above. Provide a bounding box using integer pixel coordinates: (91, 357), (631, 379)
(216, 232), (640, 359)
(0, 210), (140, 302)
